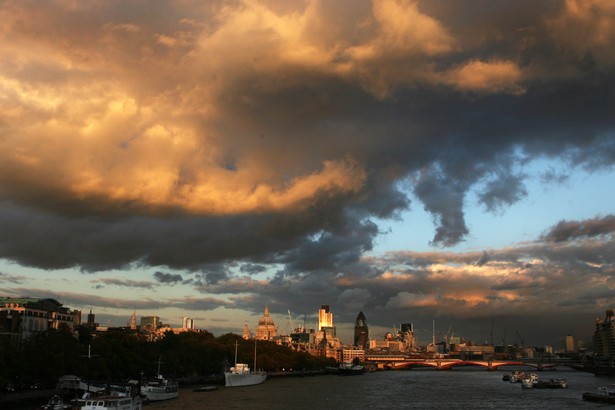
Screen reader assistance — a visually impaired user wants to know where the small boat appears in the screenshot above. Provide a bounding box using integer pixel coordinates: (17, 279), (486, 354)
(224, 340), (267, 387)
(81, 395), (143, 410)
(502, 374), (511, 381)
(510, 370), (524, 383)
(39, 395), (72, 410)
(521, 373), (538, 389)
(193, 385), (218, 392)
(583, 385), (615, 403)
(338, 363), (365, 376)
(81, 382), (142, 410)
(534, 378), (568, 389)
(140, 358), (179, 401)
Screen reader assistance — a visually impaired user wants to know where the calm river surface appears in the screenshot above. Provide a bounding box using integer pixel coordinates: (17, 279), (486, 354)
(150, 368), (612, 410)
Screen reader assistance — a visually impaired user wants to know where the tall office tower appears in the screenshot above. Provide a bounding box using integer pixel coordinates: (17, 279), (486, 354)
(354, 311), (369, 349)
(594, 309), (615, 361)
(318, 305), (333, 330)
(182, 317), (194, 330)
(565, 334), (575, 353)
(87, 309), (96, 329)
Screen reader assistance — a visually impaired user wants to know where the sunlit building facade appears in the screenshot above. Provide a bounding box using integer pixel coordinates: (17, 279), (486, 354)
(318, 305), (333, 330)
(255, 306), (277, 341)
(0, 297), (76, 344)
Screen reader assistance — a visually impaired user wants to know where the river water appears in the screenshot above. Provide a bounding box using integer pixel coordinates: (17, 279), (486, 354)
(150, 368), (611, 409)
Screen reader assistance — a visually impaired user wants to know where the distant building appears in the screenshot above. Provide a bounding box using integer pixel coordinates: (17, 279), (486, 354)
(353, 311), (369, 349)
(565, 334), (575, 353)
(129, 310), (137, 330)
(342, 348), (365, 363)
(0, 297), (76, 344)
(255, 306), (277, 341)
(593, 309), (615, 362)
(87, 309), (97, 329)
(141, 316), (160, 332)
(242, 322), (252, 340)
(318, 305), (333, 330)
(182, 317), (194, 330)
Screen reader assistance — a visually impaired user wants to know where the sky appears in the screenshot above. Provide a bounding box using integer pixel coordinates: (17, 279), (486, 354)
(1, 0), (615, 349)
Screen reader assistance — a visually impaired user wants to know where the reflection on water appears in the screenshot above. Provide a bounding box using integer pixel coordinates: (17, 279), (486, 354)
(149, 368), (606, 410)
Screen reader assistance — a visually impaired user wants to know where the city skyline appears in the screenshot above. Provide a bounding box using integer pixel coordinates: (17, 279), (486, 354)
(1, 0), (615, 348)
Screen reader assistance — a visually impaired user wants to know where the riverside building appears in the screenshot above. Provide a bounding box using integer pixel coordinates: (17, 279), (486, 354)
(593, 309), (615, 367)
(0, 297), (77, 344)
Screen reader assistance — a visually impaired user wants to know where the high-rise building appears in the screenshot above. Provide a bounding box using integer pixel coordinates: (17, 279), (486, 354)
(140, 316), (160, 332)
(565, 334), (575, 353)
(593, 309), (615, 361)
(87, 309), (96, 329)
(354, 311), (369, 349)
(318, 305), (333, 330)
(182, 317), (194, 330)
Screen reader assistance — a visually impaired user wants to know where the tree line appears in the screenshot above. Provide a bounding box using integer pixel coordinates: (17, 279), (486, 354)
(0, 325), (336, 391)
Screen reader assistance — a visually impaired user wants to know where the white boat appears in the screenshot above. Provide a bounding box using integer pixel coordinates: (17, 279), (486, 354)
(224, 341), (267, 387)
(81, 383), (142, 410)
(521, 373), (538, 389)
(81, 395), (142, 410)
(140, 358), (178, 401)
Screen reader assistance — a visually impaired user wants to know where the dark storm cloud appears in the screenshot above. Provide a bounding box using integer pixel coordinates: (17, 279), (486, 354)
(1, 0), (614, 270)
(91, 278), (155, 289)
(153, 271), (184, 285)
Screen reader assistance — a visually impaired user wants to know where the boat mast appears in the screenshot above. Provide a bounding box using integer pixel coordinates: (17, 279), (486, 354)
(234, 341), (238, 366)
(253, 339), (257, 372)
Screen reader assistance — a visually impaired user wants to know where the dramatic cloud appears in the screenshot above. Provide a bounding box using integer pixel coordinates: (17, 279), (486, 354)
(153, 271), (184, 285)
(91, 278), (154, 289)
(542, 215), (615, 242)
(1, 0), (615, 344)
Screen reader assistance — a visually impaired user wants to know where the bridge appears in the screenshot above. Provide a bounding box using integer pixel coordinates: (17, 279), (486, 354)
(365, 356), (561, 371)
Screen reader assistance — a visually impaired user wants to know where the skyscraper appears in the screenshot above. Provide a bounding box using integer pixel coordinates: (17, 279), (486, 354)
(318, 305), (333, 330)
(354, 311), (369, 349)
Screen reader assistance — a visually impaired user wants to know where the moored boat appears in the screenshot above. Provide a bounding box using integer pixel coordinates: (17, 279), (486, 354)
(225, 362), (267, 387)
(510, 370), (524, 383)
(193, 385), (218, 392)
(81, 382), (142, 410)
(534, 378), (568, 389)
(81, 394), (142, 410)
(224, 341), (267, 387)
(521, 373), (538, 389)
(140, 358), (178, 401)
(338, 363), (365, 376)
(39, 395), (72, 410)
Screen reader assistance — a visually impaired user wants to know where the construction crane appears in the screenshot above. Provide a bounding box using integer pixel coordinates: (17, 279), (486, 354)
(516, 330), (525, 349)
(287, 309), (294, 333)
